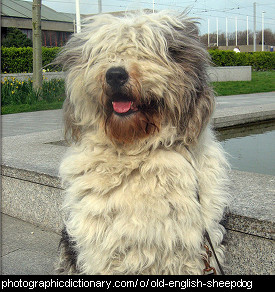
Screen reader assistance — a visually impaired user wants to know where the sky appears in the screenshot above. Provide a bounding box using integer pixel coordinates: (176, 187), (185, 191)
(25, 0), (275, 35)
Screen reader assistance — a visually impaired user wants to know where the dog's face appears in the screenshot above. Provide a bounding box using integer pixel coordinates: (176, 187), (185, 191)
(58, 12), (214, 146)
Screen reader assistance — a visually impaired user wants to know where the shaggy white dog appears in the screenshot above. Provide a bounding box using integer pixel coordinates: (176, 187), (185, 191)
(56, 11), (229, 275)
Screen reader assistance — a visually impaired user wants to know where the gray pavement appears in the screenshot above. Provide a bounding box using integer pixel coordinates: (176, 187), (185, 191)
(1, 109), (63, 137)
(216, 91), (275, 109)
(1, 91), (275, 275)
(1, 214), (60, 275)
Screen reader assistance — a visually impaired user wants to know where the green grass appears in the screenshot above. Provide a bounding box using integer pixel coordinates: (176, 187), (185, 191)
(1, 77), (65, 115)
(1, 71), (275, 115)
(212, 71), (275, 96)
(2, 101), (64, 115)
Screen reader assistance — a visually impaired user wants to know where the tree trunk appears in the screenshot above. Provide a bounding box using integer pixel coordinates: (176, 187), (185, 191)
(32, 0), (42, 96)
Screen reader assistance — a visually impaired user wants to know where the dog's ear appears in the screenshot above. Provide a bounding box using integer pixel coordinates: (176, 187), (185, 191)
(54, 35), (88, 144)
(167, 17), (214, 145)
(179, 50), (214, 146)
(63, 97), (82, 144)
(167, 18), (200, 63)
(181, 87), (214, 145)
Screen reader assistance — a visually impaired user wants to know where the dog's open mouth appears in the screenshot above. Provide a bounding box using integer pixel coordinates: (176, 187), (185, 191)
(112, 100), (139, 116)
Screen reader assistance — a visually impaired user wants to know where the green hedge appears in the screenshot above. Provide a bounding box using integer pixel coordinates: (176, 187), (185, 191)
(208, 50), (275, 71)
(42, 47), (61, 72)
(1, 47), (61, 73)
(1, 47), (274, 73)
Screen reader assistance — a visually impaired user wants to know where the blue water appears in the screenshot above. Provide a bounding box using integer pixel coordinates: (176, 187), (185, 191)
(217, 121), (275, 175)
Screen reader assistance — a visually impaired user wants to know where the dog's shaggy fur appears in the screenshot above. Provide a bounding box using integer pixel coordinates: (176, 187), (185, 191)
(56, 11), (229, 275)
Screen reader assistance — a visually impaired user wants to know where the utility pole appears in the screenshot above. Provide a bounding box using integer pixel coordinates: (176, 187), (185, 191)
(216, 18), (218, 47)
(98, 0), (102, 14)
(247, 16), (249, 45)
(235, 17), (238, 46)
(226, 17), (228, 47)
(32, 0), (42, 93)
(262, 12), (265, 51)
(75, 0), (81, 33)
(253, 2), (256, 52)
(207, 19), (210, 47)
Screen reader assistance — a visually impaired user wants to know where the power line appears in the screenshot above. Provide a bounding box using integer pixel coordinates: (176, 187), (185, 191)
(10, 0), (275, 30)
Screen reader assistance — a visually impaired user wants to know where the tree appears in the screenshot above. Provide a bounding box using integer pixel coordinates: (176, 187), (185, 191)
(32, 0), (42, 93)
(1, 27), (32, 47)
(257, 29), (275, 45)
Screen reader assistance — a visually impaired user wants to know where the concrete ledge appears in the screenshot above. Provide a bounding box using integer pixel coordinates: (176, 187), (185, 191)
(2, 175), (64, 233)
(2, 165), (61, 189)
(213, 104), (275, 128)
(226, 170), (275, 240)
(2, 66), (252, 83)
(207, 66), (251, 82)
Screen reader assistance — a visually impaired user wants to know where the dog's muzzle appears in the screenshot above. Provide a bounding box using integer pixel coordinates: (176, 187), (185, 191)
(106, 67), (139, 116)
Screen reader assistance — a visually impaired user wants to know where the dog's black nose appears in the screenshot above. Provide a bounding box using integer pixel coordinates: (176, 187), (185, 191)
(106, 67), (128, 87)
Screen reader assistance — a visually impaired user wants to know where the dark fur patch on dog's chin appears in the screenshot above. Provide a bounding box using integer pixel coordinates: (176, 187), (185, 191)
(113, 109), (138, 117)
(104, 100), (161, 144)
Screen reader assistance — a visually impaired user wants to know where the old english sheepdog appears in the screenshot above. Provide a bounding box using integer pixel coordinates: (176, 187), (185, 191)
(56, 11), (229, 275)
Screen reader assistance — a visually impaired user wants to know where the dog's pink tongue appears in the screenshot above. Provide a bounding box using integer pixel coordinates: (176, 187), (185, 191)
(112, 101), (132, 113)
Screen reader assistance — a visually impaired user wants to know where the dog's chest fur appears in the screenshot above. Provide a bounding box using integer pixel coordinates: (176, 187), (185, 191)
(59, 130), (226, 275)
